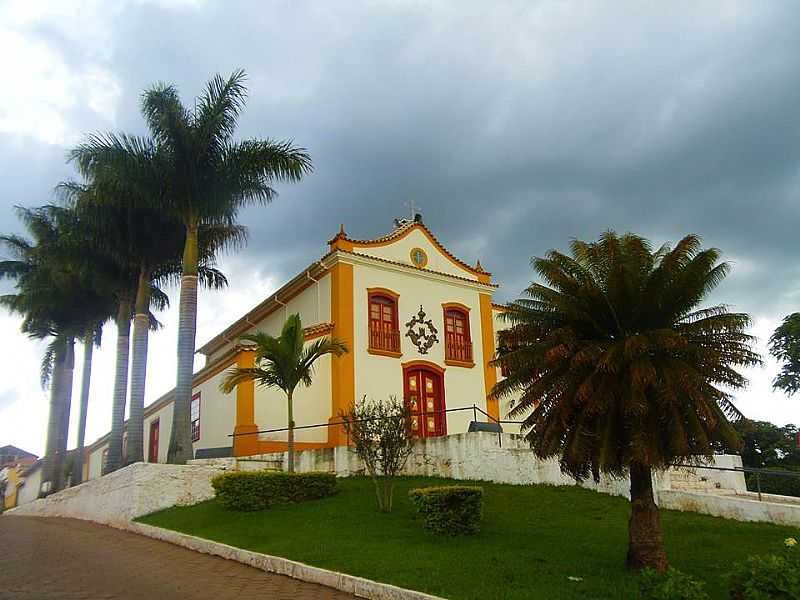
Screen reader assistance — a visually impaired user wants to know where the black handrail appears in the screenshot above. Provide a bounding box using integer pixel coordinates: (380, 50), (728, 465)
(228, 403), (522, 448)
(670, 462), (800, 502)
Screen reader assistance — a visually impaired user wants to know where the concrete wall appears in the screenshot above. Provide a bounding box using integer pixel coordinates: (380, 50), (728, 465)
(659, 489), (800, 527)
(193, 432), (799, 526)
(194, 432), (746, 501)
(15, 466), (41, 506)
(8, 462), (224, 526)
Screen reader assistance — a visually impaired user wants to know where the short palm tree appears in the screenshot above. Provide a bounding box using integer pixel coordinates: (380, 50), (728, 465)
(73, 70), (312, 464)
(220, 314), (347, 472)
(492, 232), (760, 572)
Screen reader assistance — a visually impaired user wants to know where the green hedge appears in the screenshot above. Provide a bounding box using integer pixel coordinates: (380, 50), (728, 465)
(409, 485), (483, 535)
(211, 471), (337, 511)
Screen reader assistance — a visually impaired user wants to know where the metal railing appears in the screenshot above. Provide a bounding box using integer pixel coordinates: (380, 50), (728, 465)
(444, 336), (473, 363)
(229, 403), (519, 447)
(368, 325), (401, 353)
(670, 462), (800, 502)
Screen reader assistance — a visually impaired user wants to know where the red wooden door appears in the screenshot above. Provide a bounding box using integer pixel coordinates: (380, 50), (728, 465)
(404, 367), (446, 437)
(148, 419), (160, 463)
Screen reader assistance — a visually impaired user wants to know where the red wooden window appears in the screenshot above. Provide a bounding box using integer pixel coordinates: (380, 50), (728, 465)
(444, 307), (473, 364)
(368, 290), (400, 354)
(148, 419), (160, 463)
(190, 393), (201, 442)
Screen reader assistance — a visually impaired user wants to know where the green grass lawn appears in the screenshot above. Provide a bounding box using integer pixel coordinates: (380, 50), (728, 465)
(138, 476), (797, 599)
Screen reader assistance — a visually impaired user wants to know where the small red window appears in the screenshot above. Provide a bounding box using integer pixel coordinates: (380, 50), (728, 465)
(444, 306), (473, 364)
(190, 393), (201, 442)
(368, 290), (400, 354)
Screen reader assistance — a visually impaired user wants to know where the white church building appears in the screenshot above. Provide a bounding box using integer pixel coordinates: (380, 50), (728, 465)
(84, 217), (514, 478)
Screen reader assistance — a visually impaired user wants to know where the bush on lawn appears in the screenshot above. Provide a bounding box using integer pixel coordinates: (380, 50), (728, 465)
(211, 471), (337, 511)
(728, 540), (800, 599)
(409, 485), (483, 535)
(639, 568), (709, 600)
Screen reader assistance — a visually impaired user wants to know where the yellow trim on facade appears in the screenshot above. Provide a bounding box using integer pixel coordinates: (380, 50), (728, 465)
(444, 358), (475, 368)
(479, 293), (499, 421)
(304, 322), (335, 340)
(331, 222), (491, 282)
(441, 301), (471, 313)
(233, 347), (259, 457)
(329, 261), (355, 445)
(368, 347), (403, 359)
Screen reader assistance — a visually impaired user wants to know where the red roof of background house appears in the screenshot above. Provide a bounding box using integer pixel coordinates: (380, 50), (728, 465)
(0, 445), (39, 468)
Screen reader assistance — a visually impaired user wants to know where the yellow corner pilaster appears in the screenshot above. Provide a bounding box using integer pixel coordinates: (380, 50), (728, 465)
(233, 347), (259, 456)
(329, 261), (355, 445)
(479, 293), (499, 421)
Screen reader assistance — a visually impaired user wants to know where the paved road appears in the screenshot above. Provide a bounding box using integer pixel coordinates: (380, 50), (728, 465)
(0, 516), (355, 600)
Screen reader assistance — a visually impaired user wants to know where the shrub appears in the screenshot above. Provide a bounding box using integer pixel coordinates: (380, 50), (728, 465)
(409, 486), (483, 535)
(639, 568), (709, 600)
(339, 396), (413, 513)
(211, 471), (337, 511)
(728, 542), (800, 599)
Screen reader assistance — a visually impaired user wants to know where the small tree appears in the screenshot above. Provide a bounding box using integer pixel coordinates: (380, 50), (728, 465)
(340, 396), (414, 512)
(221, 313), (347, 472)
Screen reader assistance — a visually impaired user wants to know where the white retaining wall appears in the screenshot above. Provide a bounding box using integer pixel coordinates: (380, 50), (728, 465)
(8, 462), (225, 526)
(192, 432), (745, 501)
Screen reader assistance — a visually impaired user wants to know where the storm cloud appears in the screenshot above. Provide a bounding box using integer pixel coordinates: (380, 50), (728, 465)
(1, 1), (798, 453)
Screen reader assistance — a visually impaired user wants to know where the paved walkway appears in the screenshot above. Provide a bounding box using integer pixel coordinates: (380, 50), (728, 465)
(0, 516), (355, 600)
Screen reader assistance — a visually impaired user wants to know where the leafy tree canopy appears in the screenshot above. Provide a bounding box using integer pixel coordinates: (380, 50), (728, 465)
(493, 231), (762, 480)
(769, 313), (800, 396)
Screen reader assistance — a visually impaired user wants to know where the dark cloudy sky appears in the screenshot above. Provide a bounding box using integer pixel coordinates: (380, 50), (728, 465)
(1, 1), (798, 455)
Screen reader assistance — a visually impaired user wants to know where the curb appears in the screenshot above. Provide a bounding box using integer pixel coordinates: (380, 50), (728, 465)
(125, 521), (445, 600)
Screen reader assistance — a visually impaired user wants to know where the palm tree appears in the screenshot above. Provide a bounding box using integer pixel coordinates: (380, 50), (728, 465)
(492, 232), (760, 572)
(72, 325), (102, 484)
(73, 70), (312, 464)
(0, 206), (115, 492)
(60, 175), (233, 466)
(220, 314), (347, 472)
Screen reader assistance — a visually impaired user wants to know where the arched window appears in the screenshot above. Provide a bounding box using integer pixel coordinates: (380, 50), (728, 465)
(368, 289), (401, 355)
(443, 304), (473, 366)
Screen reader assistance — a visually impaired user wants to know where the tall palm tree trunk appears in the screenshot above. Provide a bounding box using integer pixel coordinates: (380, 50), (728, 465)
(626, 463), (669, 572)
(41, 342), (65, 497)
(127, 268), (151, 464)
(106, 296), (131, 473)
(287, 390), (295, 473)
(72, 332), (94, 485)
(168, 225), (199, 464)
(54, 337), (75, 492)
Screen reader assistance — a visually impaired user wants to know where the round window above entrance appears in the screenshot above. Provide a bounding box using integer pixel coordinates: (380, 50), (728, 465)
(410, 247), (428, 268)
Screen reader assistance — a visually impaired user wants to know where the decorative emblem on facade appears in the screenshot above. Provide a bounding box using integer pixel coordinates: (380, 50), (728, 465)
(410, 247), (428, 268)
(405, 305), (439, 354)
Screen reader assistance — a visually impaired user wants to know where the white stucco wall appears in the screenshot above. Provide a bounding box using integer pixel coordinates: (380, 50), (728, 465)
(203, 273), (332, 366)
(352, 259), (491, 435)
(14, 466), (42, 506)
(193, 370), (236, 450)
(8, 462), (224, 526)
(254, 353), (332, 443)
